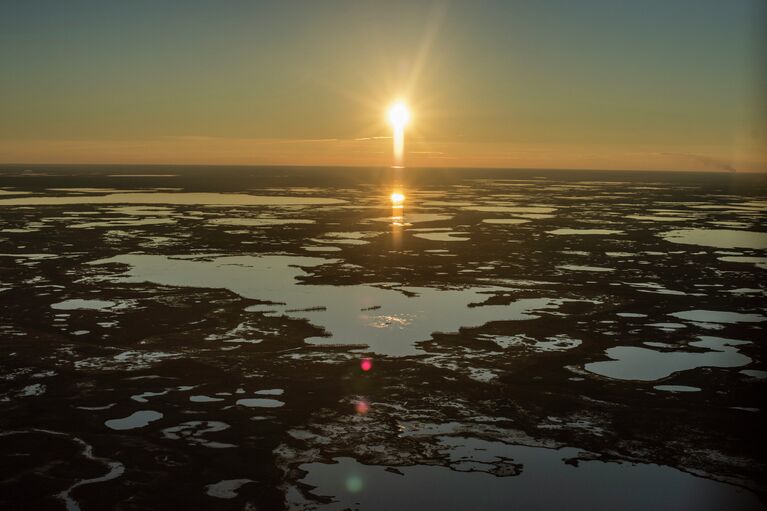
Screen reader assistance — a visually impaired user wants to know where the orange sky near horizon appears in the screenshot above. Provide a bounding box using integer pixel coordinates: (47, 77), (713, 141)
(0, 136), (763, 173)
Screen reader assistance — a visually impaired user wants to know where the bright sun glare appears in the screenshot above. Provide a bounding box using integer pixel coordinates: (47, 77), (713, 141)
(390, 192), (405, 206)
(388, 101), (410, 167)
(387, 101), (411, 129)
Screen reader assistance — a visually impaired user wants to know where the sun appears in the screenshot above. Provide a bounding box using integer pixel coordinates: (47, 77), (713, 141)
(390, 192), (405, 206)
(387, 101), (411, 129)
(387, 101), (411, 167)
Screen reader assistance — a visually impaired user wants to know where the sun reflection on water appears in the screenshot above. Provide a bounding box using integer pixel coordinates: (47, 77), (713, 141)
(390, 192), (405, 207)
(390, 191), (405, 226)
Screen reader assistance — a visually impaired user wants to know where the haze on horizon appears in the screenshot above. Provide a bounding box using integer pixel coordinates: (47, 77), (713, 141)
(1, 0), (765, 172)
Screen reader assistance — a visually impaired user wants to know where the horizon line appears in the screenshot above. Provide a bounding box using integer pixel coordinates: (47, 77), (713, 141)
(0, 162), (762, 175)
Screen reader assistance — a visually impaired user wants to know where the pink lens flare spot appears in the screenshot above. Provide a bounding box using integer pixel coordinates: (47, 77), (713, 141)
(355, 401), (370, 415)
(360, 358), (373, 372)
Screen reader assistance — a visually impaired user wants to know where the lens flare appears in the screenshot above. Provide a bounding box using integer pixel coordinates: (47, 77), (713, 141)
(390, 192), (405, 207)
(360, 358), (373, 371)
(345, 475), (363, 493)
(355, 400), (370, 415)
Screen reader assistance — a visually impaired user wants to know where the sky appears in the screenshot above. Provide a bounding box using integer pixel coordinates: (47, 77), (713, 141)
(1, 0), (765, 171)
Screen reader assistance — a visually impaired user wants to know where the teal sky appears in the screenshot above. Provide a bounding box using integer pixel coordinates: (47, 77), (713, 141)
(1, 0), (765, 170)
